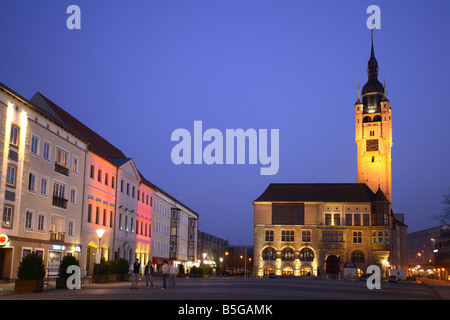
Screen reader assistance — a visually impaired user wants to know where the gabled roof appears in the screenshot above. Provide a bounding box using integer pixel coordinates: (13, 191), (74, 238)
(254, 183), (390, 204)
(30, 92), (127, 164)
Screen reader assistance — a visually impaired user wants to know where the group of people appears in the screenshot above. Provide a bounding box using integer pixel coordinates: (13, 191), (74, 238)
(130, 258), (178, 290)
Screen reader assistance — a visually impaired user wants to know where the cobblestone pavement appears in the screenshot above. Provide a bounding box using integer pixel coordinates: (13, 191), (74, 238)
(0, 277), (447, 300)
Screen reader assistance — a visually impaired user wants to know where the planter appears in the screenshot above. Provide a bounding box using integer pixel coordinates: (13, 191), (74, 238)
(107, 274), (120, 282)
(15, 279), (44, 292)
(120, 273), (130, 281)
(92, 274), (108, 283)
(56, 277), (69, 289)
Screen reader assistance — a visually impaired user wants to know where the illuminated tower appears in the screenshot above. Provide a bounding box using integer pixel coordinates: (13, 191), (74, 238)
(355, 33), (393, 203)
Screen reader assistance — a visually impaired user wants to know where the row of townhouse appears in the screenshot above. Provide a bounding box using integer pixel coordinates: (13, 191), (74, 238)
(0, 82), (199, 279)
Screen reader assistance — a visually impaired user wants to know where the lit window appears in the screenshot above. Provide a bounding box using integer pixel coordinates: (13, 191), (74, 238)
(10, 125), (19, 146)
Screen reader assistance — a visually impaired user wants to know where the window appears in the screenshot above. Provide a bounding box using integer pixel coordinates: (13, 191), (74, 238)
(132, 186), (135, 198)
(353, 231), (362, 243)
(10, 125), (19, 146)
(51, 215), (64, 234)
(120, 180), (124, 193)
(351, 250), (365, 263)
(40, 177), (48, 196)
(98, 169), (102, 182)
(272, 203), (304, 225)
(110, 210), (113, 228)
(325, 214), (332, 225)
(265, 230), (274, 242)
(126, 183), (130, 195)
(90, 165), (95, 179)
(302, 230), (311, 242)
(370, 130), (375, 137)
(363, 214), (370, 226)
(345, 214), (352, 226)
(6, 164), (16, 187)
(37, 214), (45, 232)
(137, 190), (140, 201)
(2, 206), (13, 227)
(43, 141), (50, 161)
(96, 207), (100, 224)
(52, 182), (67, 209)
(299, 248), (314, 261)
(70, 188), (76, 205)
(30, 135), (39, 155)
(334, 214), (340, 225)
(281, 230), (294, 242)
(262, 247), (276, 260)
(88, 203), (93, 223)
(72, 157), (79, 173)
(322, 231), (343, 242)
(105, 172), (109, 186)
(55, 147), (68, 167)
(68, 220), (74, 237)
(28, 172), (37, 192)
(103, 209), (107, 226)
(354, 214), (361, 226)
(25, 211), (33, 230)
(281, 248), (294, 261)
(111, 176), (115, 189)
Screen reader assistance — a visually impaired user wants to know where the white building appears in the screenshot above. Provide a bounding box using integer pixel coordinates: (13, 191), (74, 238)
(0, 83), (87, 279)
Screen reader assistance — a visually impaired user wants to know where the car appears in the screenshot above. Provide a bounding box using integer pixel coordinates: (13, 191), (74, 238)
(359, 274), (371, 282)
(388, 275), (398, 283)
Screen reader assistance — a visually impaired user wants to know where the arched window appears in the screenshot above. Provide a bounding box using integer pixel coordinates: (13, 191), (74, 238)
(363, 116), (372, 123)
(282, 266), (293, 276)
(281, 248), (294, 261)
(351, 250), (365, 263)
(299, 248), (314, 261)
(373, 115), (382, 122)
(262, 247), (276, 260)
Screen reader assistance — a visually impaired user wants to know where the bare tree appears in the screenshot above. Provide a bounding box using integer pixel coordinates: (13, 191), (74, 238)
(434, 190), (450, 226)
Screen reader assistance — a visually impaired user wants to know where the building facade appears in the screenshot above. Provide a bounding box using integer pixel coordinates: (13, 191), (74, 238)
(253, 35), (408, 279)
(0, 82), (200, 279)
(0, 83), (88, 279)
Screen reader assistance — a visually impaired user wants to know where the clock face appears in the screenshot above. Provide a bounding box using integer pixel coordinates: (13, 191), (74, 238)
(366, 139), (379, 152)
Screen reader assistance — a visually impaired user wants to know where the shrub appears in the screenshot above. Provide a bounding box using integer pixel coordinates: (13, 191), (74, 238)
(93, 257), (109, 275)
(17, 252), (46, 280)
(58, 255), (79, 278)
(108, 260), (119, 274)
(118, 258), (129, 274)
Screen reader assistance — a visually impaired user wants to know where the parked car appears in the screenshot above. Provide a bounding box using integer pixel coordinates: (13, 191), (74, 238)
(388, 275), (398, 283)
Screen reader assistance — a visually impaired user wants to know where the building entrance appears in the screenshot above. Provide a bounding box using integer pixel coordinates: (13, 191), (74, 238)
(325, 255), (339, 275)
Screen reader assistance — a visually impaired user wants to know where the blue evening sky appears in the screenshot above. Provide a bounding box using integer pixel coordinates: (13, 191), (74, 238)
(1, 1), (449, 244)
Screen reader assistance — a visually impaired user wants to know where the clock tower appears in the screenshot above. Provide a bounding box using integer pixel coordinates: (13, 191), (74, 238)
(355, 33), (393, 203)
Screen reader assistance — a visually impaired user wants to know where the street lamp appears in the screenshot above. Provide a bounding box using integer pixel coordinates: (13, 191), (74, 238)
(95, 229), (105, 279)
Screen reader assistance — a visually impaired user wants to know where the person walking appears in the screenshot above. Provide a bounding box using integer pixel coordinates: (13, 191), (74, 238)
(131, 258), (141, 289)
(144, 260), (155, 289)
(161, 260), (169, 290)
(169, 263), (178, 288)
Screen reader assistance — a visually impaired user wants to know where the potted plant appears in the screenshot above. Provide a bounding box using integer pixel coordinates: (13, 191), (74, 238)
(92, 258), (108, 283)
(107, 260), (120, 282)
(118, 258), (130, 281)
(56, 255), (79, 289)
(15, 252), (46, 292)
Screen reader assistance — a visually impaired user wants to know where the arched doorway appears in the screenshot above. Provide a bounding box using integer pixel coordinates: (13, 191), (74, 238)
(86, 241), (98, 275)
(325, 255), (339, 275)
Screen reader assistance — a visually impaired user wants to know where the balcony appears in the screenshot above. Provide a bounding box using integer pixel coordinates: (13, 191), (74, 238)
(50, 231), (65, 242)
(52, 195), (68, 209)
(54, 162), (69, 176)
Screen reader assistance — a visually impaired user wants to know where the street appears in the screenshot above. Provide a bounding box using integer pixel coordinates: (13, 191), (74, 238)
(0, 276), (446, 300)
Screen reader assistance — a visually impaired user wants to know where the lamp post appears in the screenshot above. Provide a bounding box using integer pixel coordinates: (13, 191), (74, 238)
(96, 230), (105, 278)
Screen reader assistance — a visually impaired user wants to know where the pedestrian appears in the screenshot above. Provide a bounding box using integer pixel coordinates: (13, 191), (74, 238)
(131, 258), (141, 289)
(161, 260), (169, 290)
(144, 260), (155, 289)
(169, 263), (178, 288)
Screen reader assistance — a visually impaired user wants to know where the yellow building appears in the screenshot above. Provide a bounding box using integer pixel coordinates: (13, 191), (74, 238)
(253, 35), (408, 279)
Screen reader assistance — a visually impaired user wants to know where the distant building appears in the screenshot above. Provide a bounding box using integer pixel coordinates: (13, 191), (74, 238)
(225, 245), (254, 275)
(197, 231), (228, 269)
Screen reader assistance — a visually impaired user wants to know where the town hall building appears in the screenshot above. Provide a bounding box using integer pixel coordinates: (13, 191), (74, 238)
(253, 34), (408, 278)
